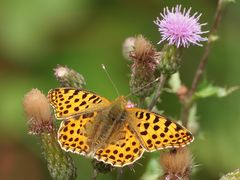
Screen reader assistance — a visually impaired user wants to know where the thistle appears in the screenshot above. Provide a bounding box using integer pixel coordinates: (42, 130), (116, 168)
(54, 65), (86, 88)
(160, 148), (193, 180)
(23, 89), (77, 180)
(129, 35), (159, 97)
(154, 5), (208, 48)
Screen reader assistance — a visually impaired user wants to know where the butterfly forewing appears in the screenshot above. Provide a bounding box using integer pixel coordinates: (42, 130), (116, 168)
(48, 88), (111, 119)
(126, 108), (194, 152)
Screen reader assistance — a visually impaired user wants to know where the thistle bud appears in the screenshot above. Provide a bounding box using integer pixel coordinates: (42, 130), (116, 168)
(23, 89), (77, 180)
(156, 45), (181, 76)
(129, 35), (159, 97)
(23, 88), (53, 134)
(92, 159), (114, 174)
(54, 65), (86, 88)
(122, 37), (136, 61)
(160, 148), (193, 180)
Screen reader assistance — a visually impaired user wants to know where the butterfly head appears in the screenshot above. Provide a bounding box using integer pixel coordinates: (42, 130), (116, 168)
(109, 96), (127, 114)
(114, 96), (127, 108)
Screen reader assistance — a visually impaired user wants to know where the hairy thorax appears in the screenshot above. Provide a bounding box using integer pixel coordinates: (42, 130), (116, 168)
(85, 96), (128, 153)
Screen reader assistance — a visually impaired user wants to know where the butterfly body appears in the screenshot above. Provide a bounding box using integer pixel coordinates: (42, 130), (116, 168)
(85, 96), (128, 153)
(48, 88), (194, 167)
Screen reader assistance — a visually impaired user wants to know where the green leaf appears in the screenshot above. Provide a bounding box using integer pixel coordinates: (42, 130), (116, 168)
(168, 72), (181, 93)
(187, 103), (199, 133)
(220, 169), (240, 180)
(194, 83), (239, 99)
(221, 0), (235, 3)
(216, 86), (239, 97)
(208, 34), (219, 43)
(188, 103), (198, 123)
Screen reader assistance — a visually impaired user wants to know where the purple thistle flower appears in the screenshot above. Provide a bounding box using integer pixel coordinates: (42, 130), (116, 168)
(154, 5), (208, 48)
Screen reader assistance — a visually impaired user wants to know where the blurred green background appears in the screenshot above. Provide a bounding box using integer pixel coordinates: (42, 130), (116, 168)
(0, 0), (239, 179)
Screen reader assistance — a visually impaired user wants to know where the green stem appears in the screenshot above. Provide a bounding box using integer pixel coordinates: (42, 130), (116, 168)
(139, 97), (147, 108)
(148, 74), (167, 111)
(91, 169), (99, 180)
(181, 0), (224, 126)
(41, 130), (77, 180)
(116, 168), (124, 180)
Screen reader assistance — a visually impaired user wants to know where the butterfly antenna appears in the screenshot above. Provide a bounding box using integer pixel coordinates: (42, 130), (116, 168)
(125, 77), (160, 98)
(101, 64), (120, 97)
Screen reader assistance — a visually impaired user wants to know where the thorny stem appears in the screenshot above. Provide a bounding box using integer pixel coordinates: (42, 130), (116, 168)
(139, 96), (147, 109)
(116, 168), (124, 180)
(181, 0), (224, 126)
(148, 74), (168, 111)
(92, 169), (99, 180)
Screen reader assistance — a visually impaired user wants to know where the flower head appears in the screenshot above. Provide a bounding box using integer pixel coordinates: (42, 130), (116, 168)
(160, 148), (193, 179)
(154, 5), (208, 48)
(126, 101), (135, 108)
(129, 35), (159, 97)
(122, 37), (136, 60)
(23, 88), (53, 134)
(54, 65), (86, 88)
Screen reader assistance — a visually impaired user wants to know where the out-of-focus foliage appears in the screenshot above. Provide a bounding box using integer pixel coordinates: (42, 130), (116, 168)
(195, 81), (239, 99)
(0, 0), (240, 180)
(140, 157), (162, 180)
(220, 169), (240, 180)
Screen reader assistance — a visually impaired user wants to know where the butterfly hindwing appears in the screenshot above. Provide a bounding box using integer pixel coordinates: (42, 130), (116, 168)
(58, 113), (145, 167)
(126, 108), (194, 152)
(58, 112), (97, 155)
(94, 125), (144, 167)
(48, 88), (111, 119)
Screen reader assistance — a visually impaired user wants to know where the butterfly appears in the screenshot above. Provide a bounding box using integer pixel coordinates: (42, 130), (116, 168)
(48, 88), (194, 167)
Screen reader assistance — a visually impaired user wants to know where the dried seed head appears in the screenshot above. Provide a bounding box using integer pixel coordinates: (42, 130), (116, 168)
(122, 37), (136, 60)
(131, 35), (158, 66)
(129, 35), (159, 97)
(24, 89), (77, 179)
(23, 89), (53, 134)
(160, 148), (193, 180)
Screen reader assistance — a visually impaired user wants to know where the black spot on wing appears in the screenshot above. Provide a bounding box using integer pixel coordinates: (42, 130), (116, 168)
(80, 101), (86, 106)
(175, 123), (183, 131)
(153, 125), (160, 130)
(145, 113), (150, 120)
(144, 123), (150, 129)
(164, 120), (172, 127)
(93, 97), (100, 103)
(73, 90), (79, 95)
(64, 89), (70, 94)
(140, 131), (148, 135)
(88, 95), (97, 101)
(153, 116), (159, 123)
(82, 93), (88, 99)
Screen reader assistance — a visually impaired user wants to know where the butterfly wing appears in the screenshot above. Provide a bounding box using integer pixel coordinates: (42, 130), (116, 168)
(93, 125), (144, 167)
(58, 112), (97, 155)
(48, 88), (111, 119)
(126, 108), (194, 152)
